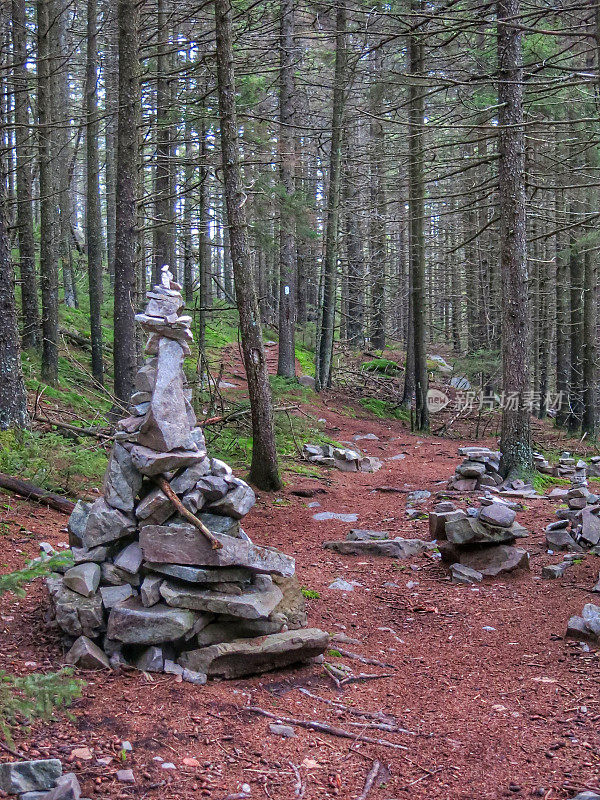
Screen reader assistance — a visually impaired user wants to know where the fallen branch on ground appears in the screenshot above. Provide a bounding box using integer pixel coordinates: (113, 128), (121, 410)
(245, 707), (408, 750)
(358, 760), (382, 800)
(33, 415), (112, 441)
(154, 476), (223, 550)
(0, 473), (75, 515)
(289, 762), (304, 798)
(331, 647), (395, 669)
(201, 404), (299, 427)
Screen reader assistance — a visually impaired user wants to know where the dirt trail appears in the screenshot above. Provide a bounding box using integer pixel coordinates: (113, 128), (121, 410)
(0, 349), (599, 799)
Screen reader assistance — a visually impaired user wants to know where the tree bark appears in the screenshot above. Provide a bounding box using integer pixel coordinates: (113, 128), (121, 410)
(407, 0), (428, 431)
(315, 2), (347, 390)
(277, 0), (297, 379)
(113, 0), (140, 406)
(11, 0), (40, 350)
(86, 0), (104, 385)
(214, 0), (281, 491)
(37, 0), (59, 386)
(497, 0), (532, 477)
(0, 165), (29, 430)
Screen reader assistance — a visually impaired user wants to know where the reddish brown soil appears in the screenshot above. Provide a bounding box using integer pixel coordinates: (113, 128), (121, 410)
(1, 352), (599, 800)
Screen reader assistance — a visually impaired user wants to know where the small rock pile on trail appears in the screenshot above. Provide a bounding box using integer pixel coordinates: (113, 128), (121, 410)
(447, 447), (503, 491)
(302, 444), (382, 473)
(430, 498), (530, 582)
(545, 472), (600, 556)
(46, 267), (328, 681)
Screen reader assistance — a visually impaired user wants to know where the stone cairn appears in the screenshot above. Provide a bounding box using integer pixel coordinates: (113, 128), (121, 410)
(447, 447), (503, 491)
(545, 466), (600, 557)
(302, 443), (382, 473)
(430, 498), (530, 583)
(47, 266), (328, 681)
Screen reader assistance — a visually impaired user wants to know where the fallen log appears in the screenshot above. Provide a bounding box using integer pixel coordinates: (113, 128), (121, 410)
(0, 473), (75, 515)
(33, 415), (112, 441)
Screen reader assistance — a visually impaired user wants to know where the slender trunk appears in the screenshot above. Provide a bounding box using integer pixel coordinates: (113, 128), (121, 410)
(407, 0), (428, 431)
(104, 0), (118, 286)
(11, 0), (40, 349)
(315, 3), (347, 391)
(214, 0), (281, 490)
(0, 164), (29, 429)
(369, 44), (386, 351)
(153, 0), (173, 284)
(113, 0), (140, 406)
(497, 0), (532, 476)
(277, 0), (297, 378)
(86, 0), (104, 384)
(37, 0), (59, 385)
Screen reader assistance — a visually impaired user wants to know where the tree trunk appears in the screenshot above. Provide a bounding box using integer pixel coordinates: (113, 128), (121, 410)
(104, 0), (118, 285)
(277, 0), (297, 379)
(407, 0), (428, 431)
(0, 166), (29, 430)
(497, 0), (532, 477)
(369, 43), (386, 351)
(214, 0), (281, 491)
(315, 2), (347, 391)
(113, 0), (140, 406)
(86, 0), (104, 385)
(37, 0), (59, 386)
(11, 0), (40, 350)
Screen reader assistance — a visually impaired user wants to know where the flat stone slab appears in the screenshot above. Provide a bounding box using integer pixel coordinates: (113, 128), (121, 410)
(160, 581), (283, 619)
(459, 545), (530, 577)
(478, 503), (516, 528)
(129, 445), (205, 476)
(323, 537), (435, 558)
(178, 628), (330, 679)
(445, 517), (525, 545)
(313, 512), (358, 522)
(145, 562), (252, 584)
(346, 529), (390, 541)
(139, 525), (295, 576)
(0, 760), (62, 794)
(450, 563), (483, 584)
(107, 597), (204, 644)
(99, 584), (134, 608)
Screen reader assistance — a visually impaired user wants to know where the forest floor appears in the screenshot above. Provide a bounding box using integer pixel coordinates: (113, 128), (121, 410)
(1, 346), (600, 800)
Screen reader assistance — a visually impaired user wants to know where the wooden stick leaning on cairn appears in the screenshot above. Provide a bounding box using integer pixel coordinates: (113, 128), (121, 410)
(154, 475), (223, 550)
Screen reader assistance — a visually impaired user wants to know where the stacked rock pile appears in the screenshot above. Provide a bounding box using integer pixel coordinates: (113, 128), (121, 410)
(545, 475), (600, 554)
(303, 444), (382, 473)
(447, 447), (503, 491)
(567, 602), (600, 645)
(46, 266), (328, 681)
(0, 760), (83, 800)
(555, 452), (587, 480)
(430, 498), (530, 581)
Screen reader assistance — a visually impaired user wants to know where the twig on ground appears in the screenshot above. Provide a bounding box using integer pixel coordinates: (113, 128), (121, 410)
(289, 762), (304, 798)
(331, 647), (395, 669)
(341, 673), (394, 685)
(33, 415), (112, 441)
(357, 760), (382, 800)
(0, 738), (25, 758)
(245, 707), (408, 750)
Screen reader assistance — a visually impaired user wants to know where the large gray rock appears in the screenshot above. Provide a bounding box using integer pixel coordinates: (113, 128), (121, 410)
(178, 628), (329, 679)
(169, 459), (211, 494)
(545, 528), (584, 552)
(566, 615), (597, 642)
(429, 509), (466, 539)
(160, 581), (283, 620)
(99, 583), (134, 608)
(83, 498), (136, 548)
(129, 445), (205, 476)
(457, 461), (486, 477)
(145, 562), (252, 584)
(63, 563), (101, 598)
(140, 574), (163, 607)
(445, 517), (522, 545)
(198, 513), (240, 538)
(138, 338), (195, 452)
(113, 542), (143, 575)
(207, 480), (256, 519)
(450, 563), (483, 584)
(582, 603), (600, 636)
(101, 563), (141, 587)
(135, 488), (174, 526)
(196, 618), (283, 645)
(64, 636), (110, 670)
(478, 503), (516, 528)
(459, 546), (529, 577)
(47, 575), (105, 638)
(71, 545), (108, 564)
(139, 525), (295, 576)
(103, 443), (142, 512)
(0, 760), (62, 794)
(44, 773), (81, 800)
(67, 500), (93, 547)
(581, 508), (600, 546)
(541, 563), (569, 579)
(134, 360), (157, 393)
(194, 476), (229, 502)
(106, 597), (205, 644)
(323, 537), (435, 559)
(134, 646), (165, 672)
(346, 529), (389, 541)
